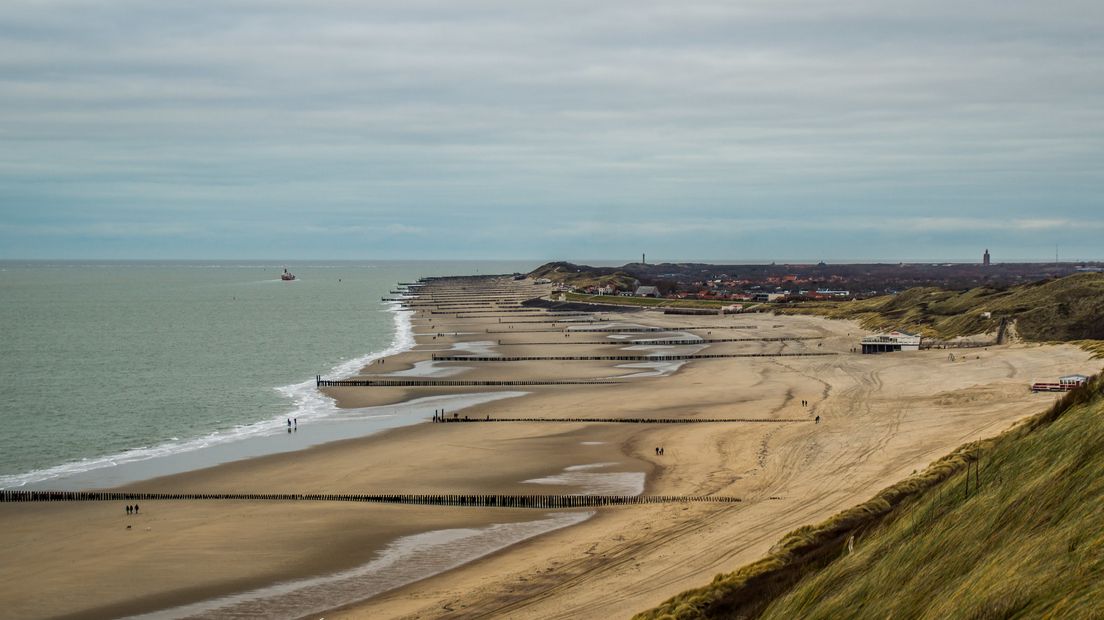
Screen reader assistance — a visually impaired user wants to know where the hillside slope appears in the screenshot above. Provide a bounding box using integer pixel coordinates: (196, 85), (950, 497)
(777, 272), (1104, 342)
(637, 376), (1104, 620)
(528, 262), (640, 290)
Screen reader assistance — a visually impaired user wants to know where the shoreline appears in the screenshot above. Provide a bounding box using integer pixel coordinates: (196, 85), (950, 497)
(2, 275), (1099, 619)
(2, 298), (419, 491)
(121, 510), (595, 620)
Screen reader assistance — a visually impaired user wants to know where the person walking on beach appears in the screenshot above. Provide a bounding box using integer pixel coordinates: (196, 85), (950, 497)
(126, 505), (131, 515)
(134, 504), (139, 514)
(815, 415), (820, 424)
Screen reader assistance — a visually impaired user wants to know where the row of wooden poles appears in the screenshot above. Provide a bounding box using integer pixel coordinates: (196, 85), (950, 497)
(485, 325), (759, 333)
(316, 378), (625, 387)
(430, 309), (539, 314)
(402, 296), (530, 302)
(0, 491), (741, 508)
(429, 352), (836, 362)
(493, 337), (825, 346)
(492, 319), (606, 324)
(433, 417), (807, 424)
(383, 298), (527, 303)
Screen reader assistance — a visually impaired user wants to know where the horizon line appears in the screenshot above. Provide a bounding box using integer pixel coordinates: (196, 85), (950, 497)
(2, 258), (1103, 265)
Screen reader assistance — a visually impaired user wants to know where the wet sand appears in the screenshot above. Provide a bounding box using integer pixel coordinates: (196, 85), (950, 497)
(0, 276), (1098, 619)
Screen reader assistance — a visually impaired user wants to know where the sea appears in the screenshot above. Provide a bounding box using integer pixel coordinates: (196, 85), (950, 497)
(0, 260), (532, 489)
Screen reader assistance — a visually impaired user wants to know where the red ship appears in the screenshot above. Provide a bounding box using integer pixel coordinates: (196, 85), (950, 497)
(281, 268), (296, 281)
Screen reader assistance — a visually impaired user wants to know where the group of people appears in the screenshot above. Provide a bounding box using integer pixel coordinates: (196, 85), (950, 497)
(654, 446), (665, 455)
(125, 504), (140, 515)
(287, 417), (298, 433)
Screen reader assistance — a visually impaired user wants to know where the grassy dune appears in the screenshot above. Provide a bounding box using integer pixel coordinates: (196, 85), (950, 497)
(637, 376), (1104, 620)
(528, 262), (640, 290)
(777, 273), (1104, 343)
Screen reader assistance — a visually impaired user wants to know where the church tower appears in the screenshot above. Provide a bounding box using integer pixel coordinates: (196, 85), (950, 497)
(983, 249), (990, 266)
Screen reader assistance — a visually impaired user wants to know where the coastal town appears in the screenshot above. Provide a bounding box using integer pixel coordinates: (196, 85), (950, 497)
(533, 254), (1104, 303)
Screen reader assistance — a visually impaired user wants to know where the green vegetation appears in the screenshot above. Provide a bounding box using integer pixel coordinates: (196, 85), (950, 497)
(528, 262), (639, 291)
(776, 273), (1104, 343)
(637, 376), (1104, 620)
(1072, 340), (1104, 360)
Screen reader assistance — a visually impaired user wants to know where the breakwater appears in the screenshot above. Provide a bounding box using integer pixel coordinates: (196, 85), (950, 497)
(1, 490), (739, 508)
(494, 336), (824, 345)
(429, 352), (836, 362)
(316, 377), (625, 387)
(432, 417), (807, 424)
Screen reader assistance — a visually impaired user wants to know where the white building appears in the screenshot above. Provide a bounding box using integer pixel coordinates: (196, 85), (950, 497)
(635, 285), (660, 298)
(861, 331), (922, 354)
(1060, 374), (1088, 387)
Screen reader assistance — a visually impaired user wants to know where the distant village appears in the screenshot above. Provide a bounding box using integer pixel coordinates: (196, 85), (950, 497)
(542, 275), (873, 305)
(527, 251), (1104, 305)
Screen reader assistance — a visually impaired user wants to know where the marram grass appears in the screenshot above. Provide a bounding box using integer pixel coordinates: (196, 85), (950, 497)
(775, 272), (1104, 344)
(637, 376), (1104, 620)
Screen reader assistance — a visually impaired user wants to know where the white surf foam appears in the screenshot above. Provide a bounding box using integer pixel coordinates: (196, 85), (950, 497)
(275, 300), (416, 422)
(0, 302), (418, 490)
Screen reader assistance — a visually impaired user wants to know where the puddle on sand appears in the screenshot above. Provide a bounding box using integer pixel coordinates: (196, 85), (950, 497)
(523, 462), (645, 496)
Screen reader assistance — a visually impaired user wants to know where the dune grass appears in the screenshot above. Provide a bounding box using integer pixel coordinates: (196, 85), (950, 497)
(636, 377), (1104, 620)
(528, 262), (640, 291)
(776, 273), (1104, 343)
(1072, 340), (1104, 359)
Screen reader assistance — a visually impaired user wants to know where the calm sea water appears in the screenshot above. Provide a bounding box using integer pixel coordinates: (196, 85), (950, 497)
(0, 260), (530, 487)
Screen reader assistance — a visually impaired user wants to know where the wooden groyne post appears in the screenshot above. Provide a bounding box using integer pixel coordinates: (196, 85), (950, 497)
(0, 490), (741, 509)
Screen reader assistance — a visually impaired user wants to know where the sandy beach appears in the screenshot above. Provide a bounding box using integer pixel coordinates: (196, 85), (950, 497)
(1, 275), (1098, 619)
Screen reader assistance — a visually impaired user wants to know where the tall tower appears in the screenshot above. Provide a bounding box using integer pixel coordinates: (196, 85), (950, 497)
(983, 249), (990, 266)
(642, 253), (646, 265)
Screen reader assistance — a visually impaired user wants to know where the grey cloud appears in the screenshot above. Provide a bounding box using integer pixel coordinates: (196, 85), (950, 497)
(0, 0), (1101, 259)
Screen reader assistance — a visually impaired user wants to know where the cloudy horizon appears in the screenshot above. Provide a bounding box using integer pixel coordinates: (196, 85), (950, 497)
(2, 1), (1101, 261)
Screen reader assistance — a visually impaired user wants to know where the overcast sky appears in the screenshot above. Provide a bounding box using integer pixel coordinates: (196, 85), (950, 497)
(1, 0), (1102, 261)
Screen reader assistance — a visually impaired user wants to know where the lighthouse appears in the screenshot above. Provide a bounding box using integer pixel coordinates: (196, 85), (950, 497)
(983, 249), (990, 266)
